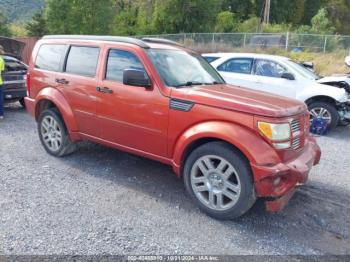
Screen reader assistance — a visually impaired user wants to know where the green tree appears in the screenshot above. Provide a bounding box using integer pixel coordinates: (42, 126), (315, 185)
(46, 0), (114, 34)
(311, 8), (335, 34)
(26, 9), (48, 37)
(215, 11), (236, 32)
(287, 0), (305, 25)
(46, 0), (72, 34)
(325, 0), (350, 34)
(302, 0), (326, 24)
(152, 0), (221, 33)
(0, 12), (11, 36)
(9, 24), (27, 37)
(221, 0), (255, 20)
(254, 0), (305, 25)
(111, 6), (138, 36)
(237, 16), (260, 32)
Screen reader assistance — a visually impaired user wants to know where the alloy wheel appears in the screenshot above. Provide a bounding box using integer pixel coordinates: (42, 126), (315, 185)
(310, 107), (332, 123)
(41, 115), (63, 152)
(190, 155), (241, 211)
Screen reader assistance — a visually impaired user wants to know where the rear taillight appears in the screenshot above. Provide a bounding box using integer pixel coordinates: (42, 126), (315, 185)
(25, 73), (31, 97)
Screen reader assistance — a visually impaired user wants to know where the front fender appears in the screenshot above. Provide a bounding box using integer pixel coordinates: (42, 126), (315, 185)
(297, 83), (347, 103)
(34, 87), (78, 133)
(172, 121), (280, 175)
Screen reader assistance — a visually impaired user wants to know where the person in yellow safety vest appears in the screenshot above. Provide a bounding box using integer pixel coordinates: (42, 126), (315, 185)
(0, 45), (5, 119)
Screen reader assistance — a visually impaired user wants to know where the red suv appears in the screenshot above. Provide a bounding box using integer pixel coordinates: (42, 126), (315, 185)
(25, 35), (321, 219)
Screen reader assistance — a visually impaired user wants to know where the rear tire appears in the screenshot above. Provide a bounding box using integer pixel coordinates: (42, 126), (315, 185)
(19, 98), (25, 108)
(38, 108), (77, 157)
(183, 141), (256, 220)
(308, 102), (339, 130)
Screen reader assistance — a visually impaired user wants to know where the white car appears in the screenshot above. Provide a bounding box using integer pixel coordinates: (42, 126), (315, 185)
(203, 53), (350, 129)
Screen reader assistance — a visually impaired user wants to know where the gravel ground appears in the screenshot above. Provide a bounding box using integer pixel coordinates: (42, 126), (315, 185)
(0, 103), (349, 255)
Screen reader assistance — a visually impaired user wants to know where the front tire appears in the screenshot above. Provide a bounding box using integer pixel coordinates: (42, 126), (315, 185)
(38, 108), (77, 157)
(183, 142), (256, 220)
(308, 102), (339, 130)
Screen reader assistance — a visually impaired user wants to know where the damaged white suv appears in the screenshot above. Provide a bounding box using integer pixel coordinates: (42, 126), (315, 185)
(203, 53), (350, 129)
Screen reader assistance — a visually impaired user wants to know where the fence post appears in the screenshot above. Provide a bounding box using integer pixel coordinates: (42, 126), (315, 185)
(212, 33), (215, 51)
(285, 32), (289, 51)
(323, 36), (328, 53)
(243, 33), (247, 48)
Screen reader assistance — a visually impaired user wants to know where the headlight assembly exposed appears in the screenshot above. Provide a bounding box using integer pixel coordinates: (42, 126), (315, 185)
(258, 122), (291, 149)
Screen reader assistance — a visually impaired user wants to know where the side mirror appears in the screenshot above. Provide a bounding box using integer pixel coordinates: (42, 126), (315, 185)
(281, 72), (295, 80)
(303, 61), (314, 70)
(123, 69), (151, 88)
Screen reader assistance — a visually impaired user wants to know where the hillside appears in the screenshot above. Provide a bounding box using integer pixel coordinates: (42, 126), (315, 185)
(0, 0), (44, 23)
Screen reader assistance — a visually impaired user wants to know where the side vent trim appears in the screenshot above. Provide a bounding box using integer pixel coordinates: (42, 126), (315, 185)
(170, 99), (194, 112)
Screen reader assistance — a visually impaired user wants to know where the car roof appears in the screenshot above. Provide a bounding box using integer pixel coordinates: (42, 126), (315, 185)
(202, 52), (290, 61)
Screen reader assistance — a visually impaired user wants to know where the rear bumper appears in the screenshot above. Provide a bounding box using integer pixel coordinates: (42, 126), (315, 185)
(251, 136), (321, 212)
(24, 97), (36, 118)
(4, 89), (26, 100)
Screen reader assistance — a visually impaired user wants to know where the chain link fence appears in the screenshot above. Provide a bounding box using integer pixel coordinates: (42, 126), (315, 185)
(140, 33), (350, 53)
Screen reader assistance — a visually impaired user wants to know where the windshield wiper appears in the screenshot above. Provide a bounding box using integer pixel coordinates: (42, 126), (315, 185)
(203, 81), (222, 85)
(174, 81), (204, 88)
(175, 81), (222, 87)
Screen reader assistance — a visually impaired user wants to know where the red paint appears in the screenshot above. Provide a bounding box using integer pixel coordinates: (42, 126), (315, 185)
(25, 37), (321, 212)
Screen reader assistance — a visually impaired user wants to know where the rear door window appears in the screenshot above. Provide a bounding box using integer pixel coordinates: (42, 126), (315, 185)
(65, 46), (100, 77)
(35, 44), (67, 72)
(217, 58), (253, 74)
(105, 49), (145, 82)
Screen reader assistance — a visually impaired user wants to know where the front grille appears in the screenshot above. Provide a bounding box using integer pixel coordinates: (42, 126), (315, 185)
(291, 119), (301, 133)
(292, 137), (301, 150)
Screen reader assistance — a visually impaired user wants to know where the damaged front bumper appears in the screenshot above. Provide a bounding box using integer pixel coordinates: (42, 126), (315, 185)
(251, 137), (321, 213)
(337, 100), (350, 123)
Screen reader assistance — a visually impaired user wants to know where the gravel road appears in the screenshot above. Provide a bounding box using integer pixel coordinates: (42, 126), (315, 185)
(0, 103), (349, 255)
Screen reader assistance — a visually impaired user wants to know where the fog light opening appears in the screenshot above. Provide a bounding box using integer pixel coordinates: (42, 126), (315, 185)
(273, 177), (281, 186)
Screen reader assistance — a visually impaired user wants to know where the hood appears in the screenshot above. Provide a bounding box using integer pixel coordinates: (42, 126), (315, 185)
(0, 37), (25, 57)
(317, 76), (350, 93)
(171, 84), (307, 118)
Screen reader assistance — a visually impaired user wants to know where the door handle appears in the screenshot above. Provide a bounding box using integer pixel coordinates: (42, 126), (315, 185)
(96, 86), (113, 94)
(55, 78), (69, 85)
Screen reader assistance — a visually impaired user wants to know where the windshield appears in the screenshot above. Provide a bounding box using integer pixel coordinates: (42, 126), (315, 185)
(285, 60), (319, 80)
(146, 49), (225, 87)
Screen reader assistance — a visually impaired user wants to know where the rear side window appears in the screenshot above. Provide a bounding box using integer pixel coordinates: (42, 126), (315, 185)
(105, 49), (145, 82)
(35, 44), (67, 72)
(65, 46), (100, 77)
(203, 56), (220, 63)
(217, 58), (253, 74)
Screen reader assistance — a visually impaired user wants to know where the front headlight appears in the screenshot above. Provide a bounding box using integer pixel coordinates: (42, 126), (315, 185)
(258, 122), (291, 141)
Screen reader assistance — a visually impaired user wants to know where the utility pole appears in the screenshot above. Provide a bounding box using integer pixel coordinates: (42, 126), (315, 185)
(263, 0), (271, 25)
(257, 0), (271, 32)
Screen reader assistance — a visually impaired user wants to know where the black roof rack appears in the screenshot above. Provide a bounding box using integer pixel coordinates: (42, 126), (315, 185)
(42, 35), (185, 49)
(142, 37), (184, 47)
(42, 35), (150, 49)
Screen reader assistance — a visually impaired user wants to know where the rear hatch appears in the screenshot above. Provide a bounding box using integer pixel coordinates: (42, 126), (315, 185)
(0, 37), (25, 58)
